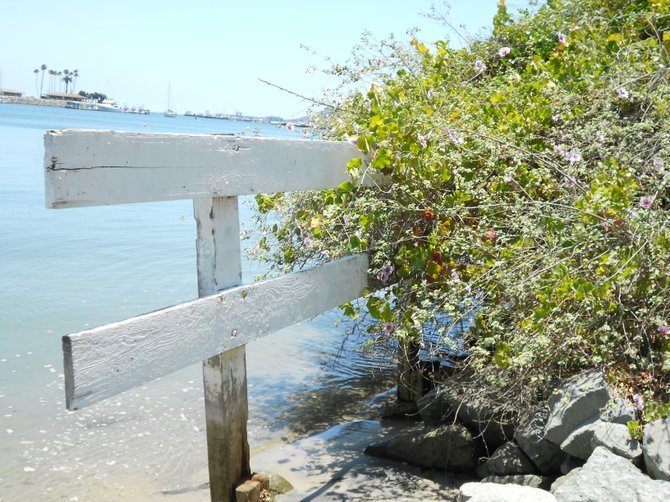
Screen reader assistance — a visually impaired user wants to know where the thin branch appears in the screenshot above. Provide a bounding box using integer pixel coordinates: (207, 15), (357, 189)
(257, 78), (335, 110)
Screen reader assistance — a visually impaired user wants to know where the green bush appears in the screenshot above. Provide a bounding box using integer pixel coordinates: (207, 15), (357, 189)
(254, 0), (670, 411)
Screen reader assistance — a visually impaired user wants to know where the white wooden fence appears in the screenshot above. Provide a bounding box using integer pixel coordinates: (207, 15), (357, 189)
(44, 129), (369, 502)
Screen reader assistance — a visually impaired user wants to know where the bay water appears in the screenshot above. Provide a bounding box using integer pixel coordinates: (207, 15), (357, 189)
(0, 104), (393, 501)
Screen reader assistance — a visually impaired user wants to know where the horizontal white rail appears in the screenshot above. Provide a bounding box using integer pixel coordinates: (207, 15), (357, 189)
(45, 130), (366, 208)
(62, 254), (368, 410)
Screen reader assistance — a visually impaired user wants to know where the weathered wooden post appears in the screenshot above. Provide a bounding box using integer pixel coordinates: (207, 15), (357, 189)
(44, 129), (371, 502)
(194, 196), (250, 500)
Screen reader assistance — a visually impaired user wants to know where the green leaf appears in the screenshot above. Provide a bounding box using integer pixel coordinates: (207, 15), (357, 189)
(366, 296), (383, 320)
(493, 342), (511, 369)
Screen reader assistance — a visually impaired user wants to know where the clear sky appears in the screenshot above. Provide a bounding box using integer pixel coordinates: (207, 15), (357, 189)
(0, 0), (533, 118)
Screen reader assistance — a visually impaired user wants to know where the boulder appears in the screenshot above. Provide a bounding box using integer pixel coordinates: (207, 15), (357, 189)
(459, 481), (557, 501)
(591, 421), (642, 463)
(481, 474), (552, 490)
(417, 386), (451, 426)
(416, 374), (516, 449)
(515, 407), (566, 474)
(559, 455), (583, 475)
(559, 419), (599, 460)
(560, 419), (642, 461)
(600, 396), (636, 425)
(365, 423), (478, 471)
(475, 442), (537, 478)
(643, 417), (670, 481)
(551, 446), (670, 502)
(544, 369), (611, 445)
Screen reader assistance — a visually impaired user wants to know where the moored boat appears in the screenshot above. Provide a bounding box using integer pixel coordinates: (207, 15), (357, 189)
(97, 99), (122, 112)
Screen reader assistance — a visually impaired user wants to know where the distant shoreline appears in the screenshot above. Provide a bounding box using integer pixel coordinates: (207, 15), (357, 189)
(1, 96), (309, 127)
(0, 95), (67, 107)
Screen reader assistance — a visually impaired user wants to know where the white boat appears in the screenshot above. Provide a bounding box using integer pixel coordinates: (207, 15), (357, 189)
(97, 99), (123, 112)
(164, 83), (176, 117)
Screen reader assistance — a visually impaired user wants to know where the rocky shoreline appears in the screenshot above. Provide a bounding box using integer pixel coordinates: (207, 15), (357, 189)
(0, 96), (67, 107)
(363, 369), (670, 501)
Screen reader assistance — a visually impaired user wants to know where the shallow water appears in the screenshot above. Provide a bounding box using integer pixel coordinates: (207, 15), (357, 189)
(0, 104), (394, 501)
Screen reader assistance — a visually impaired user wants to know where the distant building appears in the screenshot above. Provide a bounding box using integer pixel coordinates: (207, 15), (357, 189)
(45, 92), (84, 101)
(0, 88), (23, 97)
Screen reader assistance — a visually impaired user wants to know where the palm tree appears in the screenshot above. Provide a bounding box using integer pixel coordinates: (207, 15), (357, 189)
(34, 69), (39, 96)
(72, 70), (79, 93)
(57, 71), (62, 92)
(39, 64), (47, 97)
(62, 69), (71, 94)
(48, 70), (53, 93)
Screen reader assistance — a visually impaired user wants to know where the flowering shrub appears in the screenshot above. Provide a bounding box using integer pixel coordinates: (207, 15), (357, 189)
(254, 0), (670, 411)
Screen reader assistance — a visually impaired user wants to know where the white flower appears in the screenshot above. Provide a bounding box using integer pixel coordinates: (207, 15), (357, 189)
(565, 149), (582, 163)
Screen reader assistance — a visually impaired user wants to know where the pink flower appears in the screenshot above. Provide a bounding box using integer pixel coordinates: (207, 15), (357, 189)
(498, 47), (511, 58)
(639, 196), (653, 209)
(658, 325), (670, 335)
(286, 123), (296, 132)
(553, 145), (564, 156)
(474, 59), (486, 73)
(617, 88), (630, 100)
(376, 264), (394, 283)
(632, 394), (644, 411)
(558, 32), (568, 45)
(596, 131), (605, 142)
(565, 149), (582, 163)
(382, 322), (395, 334)
(418, 134), (427, 147)
(445, 129), (464, 145)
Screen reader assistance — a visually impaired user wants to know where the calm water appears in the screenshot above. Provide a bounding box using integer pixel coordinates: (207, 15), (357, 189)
(0, 104), (393, 501)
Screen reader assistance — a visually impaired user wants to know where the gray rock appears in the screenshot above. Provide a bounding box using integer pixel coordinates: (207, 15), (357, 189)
(561, 419), (642, 462)
(600, 396), (637, 425)
(417, 375), (516, 449)
(551, 466), (580, 492)
(459, 481), (557, 501)
(365, 423), (478, 471)
(515, 407), (566, 474)
(457, 394), (516, 449)
(475, 442), (537, 478)
(417, 386), (451, 426)
(551, 446), (670, 502)
(643, 417), (670, 481)
(591, 420), (642, 462)
(559, 419), (599, 460)
(482, 474), (552, 489)
(544, 369), (611, 445)
(559, 455), (583, 475)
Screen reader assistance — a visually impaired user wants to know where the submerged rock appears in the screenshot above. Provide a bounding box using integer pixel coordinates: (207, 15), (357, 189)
(365, 423), (478, 471)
